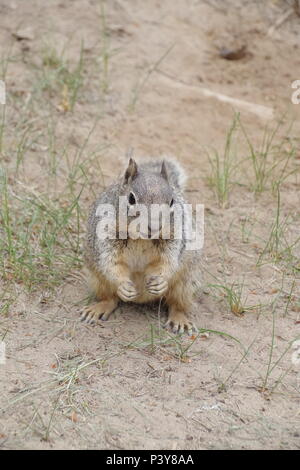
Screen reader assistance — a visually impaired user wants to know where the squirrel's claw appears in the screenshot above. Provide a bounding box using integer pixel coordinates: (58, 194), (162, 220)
(164, 315), (197, 336)
(146, 275), (168, 297)
(80, 306), (98, 324)
(80, 299), (118, 324)
(117, 280), (138, 302)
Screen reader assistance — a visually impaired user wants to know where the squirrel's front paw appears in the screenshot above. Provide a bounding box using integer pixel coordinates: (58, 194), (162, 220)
(117, 280), (138, 302)
(145, 275), (168, 297)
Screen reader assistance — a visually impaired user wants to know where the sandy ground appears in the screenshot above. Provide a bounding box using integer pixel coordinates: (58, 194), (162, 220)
(0, 0), (300, 449)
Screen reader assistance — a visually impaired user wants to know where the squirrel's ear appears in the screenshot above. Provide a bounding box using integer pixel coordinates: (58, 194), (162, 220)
(124, 158), (138, 184)
(161, 160), (169, 182)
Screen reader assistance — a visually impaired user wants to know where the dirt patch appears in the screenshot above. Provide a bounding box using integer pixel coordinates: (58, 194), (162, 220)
(0, 0), (299, 449)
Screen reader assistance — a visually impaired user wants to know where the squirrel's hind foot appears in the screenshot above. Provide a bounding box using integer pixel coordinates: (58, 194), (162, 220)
(80, 298), (118, 324)
(165, 309), (197, 336)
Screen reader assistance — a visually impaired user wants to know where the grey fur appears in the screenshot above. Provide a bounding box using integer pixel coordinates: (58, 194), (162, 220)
(83, 156), (202, 331)
(85, 158), (188, 273)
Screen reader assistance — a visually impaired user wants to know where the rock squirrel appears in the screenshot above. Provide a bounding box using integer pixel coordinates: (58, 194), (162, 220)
(81, 156), (202, 335)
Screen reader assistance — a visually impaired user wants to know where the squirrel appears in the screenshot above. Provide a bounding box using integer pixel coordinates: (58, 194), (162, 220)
(81, 156), (202, 335)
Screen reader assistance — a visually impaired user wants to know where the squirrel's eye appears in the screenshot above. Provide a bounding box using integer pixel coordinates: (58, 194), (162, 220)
(170, 198), (174, 207)
(128, 192), (136, 205)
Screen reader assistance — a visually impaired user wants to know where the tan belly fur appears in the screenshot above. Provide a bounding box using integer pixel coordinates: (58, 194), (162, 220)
(120, 240), (163, 303)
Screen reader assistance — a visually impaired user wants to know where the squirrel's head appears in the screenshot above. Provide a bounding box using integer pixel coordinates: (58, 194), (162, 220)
(120, 158), (176, 239)
(121, 158), (173, 206)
